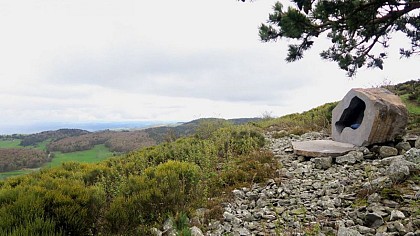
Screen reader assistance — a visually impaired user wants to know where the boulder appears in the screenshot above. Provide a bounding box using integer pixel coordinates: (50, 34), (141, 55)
(390, 210), (405, 221)
(404, 148), (420, 164)
(313, 156), (333, 169)
(332, 88), (408, 146)
(379, 146), (399, 158)
(365, 212), (384, 228)
(386, 158), (419, 183)
(395, 141), (412, 154)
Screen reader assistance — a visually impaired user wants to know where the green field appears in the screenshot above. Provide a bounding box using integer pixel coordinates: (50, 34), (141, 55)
(42, 144), (113, 168)
(0, 138), (51, 151)
(0, 169), (35, 180)
(33, 139), (50, 151)
(0, 139), (22, 148)
(0, 144), (114, 179)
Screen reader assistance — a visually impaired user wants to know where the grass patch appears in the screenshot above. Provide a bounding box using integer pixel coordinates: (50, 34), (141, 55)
(43, 144), (113, 168)
(351, 198), (368, 208)
(258, 102), (338, 134)
(401, 94), (420, 115)
(0, 169), (34, 180)
(0, 138), (50, 151)
(0, 139), (22, 148)
(33, 139), (50, 151)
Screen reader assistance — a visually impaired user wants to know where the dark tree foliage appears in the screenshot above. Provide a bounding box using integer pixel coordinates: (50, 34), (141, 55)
(47, 130), (156, 153)
(252, 0), (420, 76)
(0, 148), (50, 172)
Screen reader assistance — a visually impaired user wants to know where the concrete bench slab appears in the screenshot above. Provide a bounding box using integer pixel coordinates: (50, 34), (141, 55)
(292, 140), (355, 157)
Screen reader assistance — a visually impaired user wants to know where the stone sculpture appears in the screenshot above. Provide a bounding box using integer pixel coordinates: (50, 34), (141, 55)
(332, 88), (408, 146)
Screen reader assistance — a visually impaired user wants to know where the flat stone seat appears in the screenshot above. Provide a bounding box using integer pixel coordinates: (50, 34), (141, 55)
(292, 140), (355, 158)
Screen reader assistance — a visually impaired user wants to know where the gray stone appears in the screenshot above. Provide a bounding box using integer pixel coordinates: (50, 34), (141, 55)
(387, 161), (410, 182)
(390, 210), (405, 221)
(376, 225), (388, 233)
(382, 199), (399, 208)
(190, 226), (204, 236)
(365, 212), (384, 228)
(379, 146), (399, 158)
(232, 189), (245, 199)
(416, 137), (420, 149)
(301, 131), (325, 140)
(404, 148), (420, 164)
(151, 227), (163, 236)
(396, 141), (412, 154)
(313, 156), (333, 169)
(393, 221), (407, 233)
(237, 227), (251, 235)
(352, 151), (365, 162)
(162, 228), (176, 236)
(243, 211), (254, 222)
(380, 155), (404, 166)
(367, 193), (381, 203)
(163, 218), (174, 231)
(332, 88), (408, 146)
(336, 153), (357, 165)
(337, 226), (362, 236)
(387, 158), (419, 182)
(223, 212), (234, 221)
(292, 140), (355, 157)
(357, 225), (376, 234)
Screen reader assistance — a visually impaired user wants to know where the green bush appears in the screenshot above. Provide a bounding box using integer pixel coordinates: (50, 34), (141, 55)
(105, 161), (202, 234)
(212, 125), (265, 158)
(216, 150), (277, 189)
(0, 174), (104, 235)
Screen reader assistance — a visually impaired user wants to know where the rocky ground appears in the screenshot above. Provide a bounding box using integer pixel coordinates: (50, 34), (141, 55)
(204, 132), (420, 236)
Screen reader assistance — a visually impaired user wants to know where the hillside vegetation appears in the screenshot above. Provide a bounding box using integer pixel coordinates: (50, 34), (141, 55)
(0, 124), (278, 235)
(384, 79), (420, 134)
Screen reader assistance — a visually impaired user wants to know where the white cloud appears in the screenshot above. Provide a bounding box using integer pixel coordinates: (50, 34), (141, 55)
(0, 0), (418, 133)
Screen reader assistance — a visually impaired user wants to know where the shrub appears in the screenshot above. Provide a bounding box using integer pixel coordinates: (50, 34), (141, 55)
(0, 175), (105, 235)
(104, 161), (202, 234)
(212, 125), (265, 158)
(215, 150), (277, 190)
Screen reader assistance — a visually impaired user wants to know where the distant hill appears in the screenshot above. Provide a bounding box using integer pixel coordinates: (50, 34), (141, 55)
(13, 117), (261, 154)
(144, 117), (261, 143)
(20, 129), (90, 147)
(47, 130), (156, 153)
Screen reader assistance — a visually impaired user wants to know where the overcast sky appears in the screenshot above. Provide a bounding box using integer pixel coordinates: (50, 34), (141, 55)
(1, 0), (419, 133)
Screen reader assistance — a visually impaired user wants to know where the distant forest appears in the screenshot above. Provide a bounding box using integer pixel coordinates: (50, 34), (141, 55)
(0, 148), (50, 172)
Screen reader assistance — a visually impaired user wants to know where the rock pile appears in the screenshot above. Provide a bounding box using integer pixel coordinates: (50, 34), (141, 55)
(205, 132), (420, 236)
